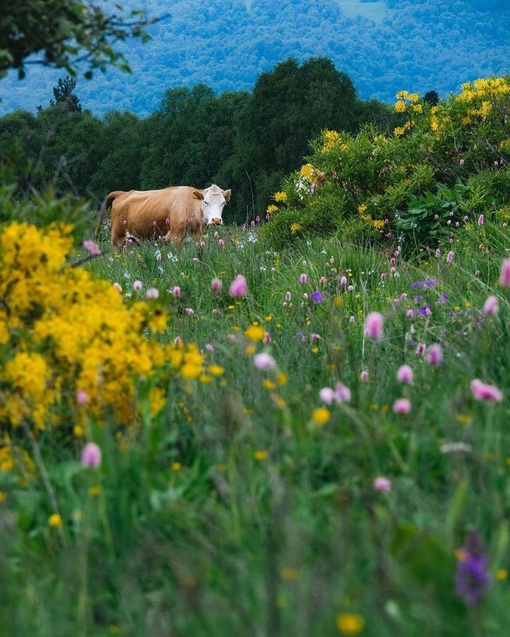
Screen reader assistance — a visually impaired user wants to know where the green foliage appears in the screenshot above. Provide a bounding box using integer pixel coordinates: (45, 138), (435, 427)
(0, 0), (154, 80)
(264, 78), (510, 256)
(51, 76), (82, 112)
(3, 217), (510, 633)
(0, 182), (92, 243)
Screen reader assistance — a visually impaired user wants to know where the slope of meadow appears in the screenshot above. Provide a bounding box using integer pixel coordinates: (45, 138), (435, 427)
(2, 75), (510, 635)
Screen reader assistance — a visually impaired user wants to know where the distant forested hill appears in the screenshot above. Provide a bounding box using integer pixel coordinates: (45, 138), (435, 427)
(0, 0), (509, 118)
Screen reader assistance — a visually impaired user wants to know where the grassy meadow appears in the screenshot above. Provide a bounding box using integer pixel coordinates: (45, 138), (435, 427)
(2, 215), (510, 637)
(2, 76), (510, 636)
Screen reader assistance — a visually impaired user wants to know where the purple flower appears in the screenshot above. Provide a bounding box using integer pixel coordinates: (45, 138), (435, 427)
(456, 530), (491, 606)
(411, 279), (439, 289)
(334, 381), (351, 403)
(81, 442), (102, 468)
(319, 381), (351, 404)
(310, 291), (324, 304)
(471, 379), (503, 402)
(373, 476), (391, 492)
(211, 278), (223, 294)
(229, 274), (249, 298)
(396, 364), (413, 384)
(76, 390), (89, 405)
(83, 240), (101, 256)
(483, 295), (499, 316)
(146, 287), (159, 300)
(253, 352), (277, 371)
(393, 398), (411, 414)
(427, 343), (443, 366)
(364, 312), (384, 341)
(500, 258), (510, 287)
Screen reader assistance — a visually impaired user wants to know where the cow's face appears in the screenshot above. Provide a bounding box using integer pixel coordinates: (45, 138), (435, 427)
(193, 184), (231, 226)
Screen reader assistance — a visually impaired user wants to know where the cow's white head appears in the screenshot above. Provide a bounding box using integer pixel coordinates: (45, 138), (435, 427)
(193, 184), (231, 226)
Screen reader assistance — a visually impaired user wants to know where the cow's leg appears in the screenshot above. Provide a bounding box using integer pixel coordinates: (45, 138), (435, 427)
(111, 221), (126, 248)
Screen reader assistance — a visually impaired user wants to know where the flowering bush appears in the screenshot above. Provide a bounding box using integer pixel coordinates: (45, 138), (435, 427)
(263, 75), (510, 255)
(0, 220), (204, 433)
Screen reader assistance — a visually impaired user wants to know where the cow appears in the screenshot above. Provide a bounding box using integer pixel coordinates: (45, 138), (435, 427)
(94, 184), (231, 247)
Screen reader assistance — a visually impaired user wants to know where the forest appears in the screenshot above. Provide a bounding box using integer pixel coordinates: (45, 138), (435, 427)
(0, 0), (508, 118)
(0, 58), (403, 225)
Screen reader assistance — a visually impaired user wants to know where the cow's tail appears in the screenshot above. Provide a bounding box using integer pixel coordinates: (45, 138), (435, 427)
(94, 191), (122, 242)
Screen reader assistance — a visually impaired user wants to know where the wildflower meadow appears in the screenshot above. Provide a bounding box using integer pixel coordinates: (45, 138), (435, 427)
(2, 76), (510, 636)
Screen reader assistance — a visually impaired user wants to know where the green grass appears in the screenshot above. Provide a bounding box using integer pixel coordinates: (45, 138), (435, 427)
(2, 222), (510, 637)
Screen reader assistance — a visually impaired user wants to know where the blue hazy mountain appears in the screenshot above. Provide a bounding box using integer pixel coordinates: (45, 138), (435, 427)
(1, 0), (509, 118)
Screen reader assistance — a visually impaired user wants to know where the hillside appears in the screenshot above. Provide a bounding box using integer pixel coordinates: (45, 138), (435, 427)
(0, 0), (509, 117)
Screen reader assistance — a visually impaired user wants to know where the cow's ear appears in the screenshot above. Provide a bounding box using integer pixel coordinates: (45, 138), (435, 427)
(223, 189), (231, 202)
(192, 190), (204, 200)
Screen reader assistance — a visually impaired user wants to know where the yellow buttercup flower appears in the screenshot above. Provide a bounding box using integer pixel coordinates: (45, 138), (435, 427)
(336, 613), (365, 635)
(48, 513), (62, 528)
(311, 407), (330, 426)
(245, 324), (265, 342)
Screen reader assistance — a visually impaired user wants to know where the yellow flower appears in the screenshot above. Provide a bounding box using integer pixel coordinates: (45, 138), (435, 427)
(88, 486), (101, 496)
(245, 324), (265, 341)
(290, 222), (303, 234)
(336, 613), (365, 635)
(171, 462), (182, 472)
(253, 450), (268, 461)
(496, 569), (508, 580)
(48, 513), (62, 528)
(244, 345), (257, 356)
(394, 100), (406, 113)
(322, 129), (341, 151)
(263, 379), (277, 390)
(311, 407), (330, 426)
(276, 372), (287, 386)
(0, 491), (6, 503)
(280, 567), (300, 581)
(207, 365), (225, 377)
(266, 204), (278, 214)
(73, 425), (85, 437)
(274, 191), (287, 202)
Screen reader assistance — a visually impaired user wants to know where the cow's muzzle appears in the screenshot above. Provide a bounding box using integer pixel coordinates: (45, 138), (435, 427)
(211, 218), (223, 225)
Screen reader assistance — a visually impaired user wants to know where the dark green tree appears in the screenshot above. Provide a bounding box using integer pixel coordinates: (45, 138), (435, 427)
(140, 84), (249, 200)
(423, 90), (440, 106)
(233, 57), (362, 222)
(89, 111), (144, 200)
(51, 76), (82, 112)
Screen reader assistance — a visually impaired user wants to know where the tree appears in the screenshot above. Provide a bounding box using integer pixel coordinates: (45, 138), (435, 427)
(233, 57), (362, 221)
(423, 90), (440, 106)
(0, 0), (155, 80)
(51, 76), (82, 112)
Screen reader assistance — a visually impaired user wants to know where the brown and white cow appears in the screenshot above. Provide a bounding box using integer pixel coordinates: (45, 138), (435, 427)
(95, 184), (231, 247)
